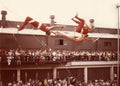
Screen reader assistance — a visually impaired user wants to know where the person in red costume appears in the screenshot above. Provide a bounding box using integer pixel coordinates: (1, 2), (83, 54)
(55, 14), (95, 42)
(71, 14), (95, 37)
(18, 16), (64, 35)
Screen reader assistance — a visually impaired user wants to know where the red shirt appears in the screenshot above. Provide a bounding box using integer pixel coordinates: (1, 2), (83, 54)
(82, 26), (90, 34)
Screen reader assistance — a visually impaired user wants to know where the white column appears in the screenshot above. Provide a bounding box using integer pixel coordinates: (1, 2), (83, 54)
(110, 66), (114, 81)
(53, 68), (57, 79)
(84, 67), (88, 83)
(17, 69), (20, 82)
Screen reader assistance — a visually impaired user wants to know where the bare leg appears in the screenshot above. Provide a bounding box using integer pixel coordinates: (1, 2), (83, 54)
(71, 18), (81, 24)
(72, 14), (85, 25)
(75, 15), (85, 23)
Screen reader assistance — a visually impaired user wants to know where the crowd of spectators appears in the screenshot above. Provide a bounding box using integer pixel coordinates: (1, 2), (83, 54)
(0, 48), (117, 66)
(0, 77), (117, 86)
(0, 48), (118, 86)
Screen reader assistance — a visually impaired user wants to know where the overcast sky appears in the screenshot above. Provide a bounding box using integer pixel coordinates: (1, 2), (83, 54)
(0, 0), (120, 28)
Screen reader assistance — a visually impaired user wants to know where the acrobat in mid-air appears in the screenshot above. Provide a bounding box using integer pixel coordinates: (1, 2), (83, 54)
(18, 16), (64, 35)
(55, 14), (95, 42)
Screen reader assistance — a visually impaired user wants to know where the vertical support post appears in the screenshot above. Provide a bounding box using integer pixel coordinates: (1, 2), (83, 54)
(110, 66), (114, 81)
(84, 67), (88, 83)
(116, 4), (120, 86)
(17, 69), (21, 82)
(53, 68), (57, 79)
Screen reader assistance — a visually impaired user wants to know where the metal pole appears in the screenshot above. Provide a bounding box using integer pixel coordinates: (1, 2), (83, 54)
(116, 4), (120, 86)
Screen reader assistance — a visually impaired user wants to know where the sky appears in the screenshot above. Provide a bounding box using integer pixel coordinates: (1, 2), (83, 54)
(0, 0), (120, 28)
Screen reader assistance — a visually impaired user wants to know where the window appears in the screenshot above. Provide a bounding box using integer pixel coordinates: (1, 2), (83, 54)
(59, 39), (64, 45)
(104, 41), (112, 47)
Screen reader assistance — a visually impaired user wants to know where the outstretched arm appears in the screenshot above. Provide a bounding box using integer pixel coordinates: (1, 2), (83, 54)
(55, 32), (86, 42)
(45, 25), (64, 36)
(47, 25), (64, 31)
